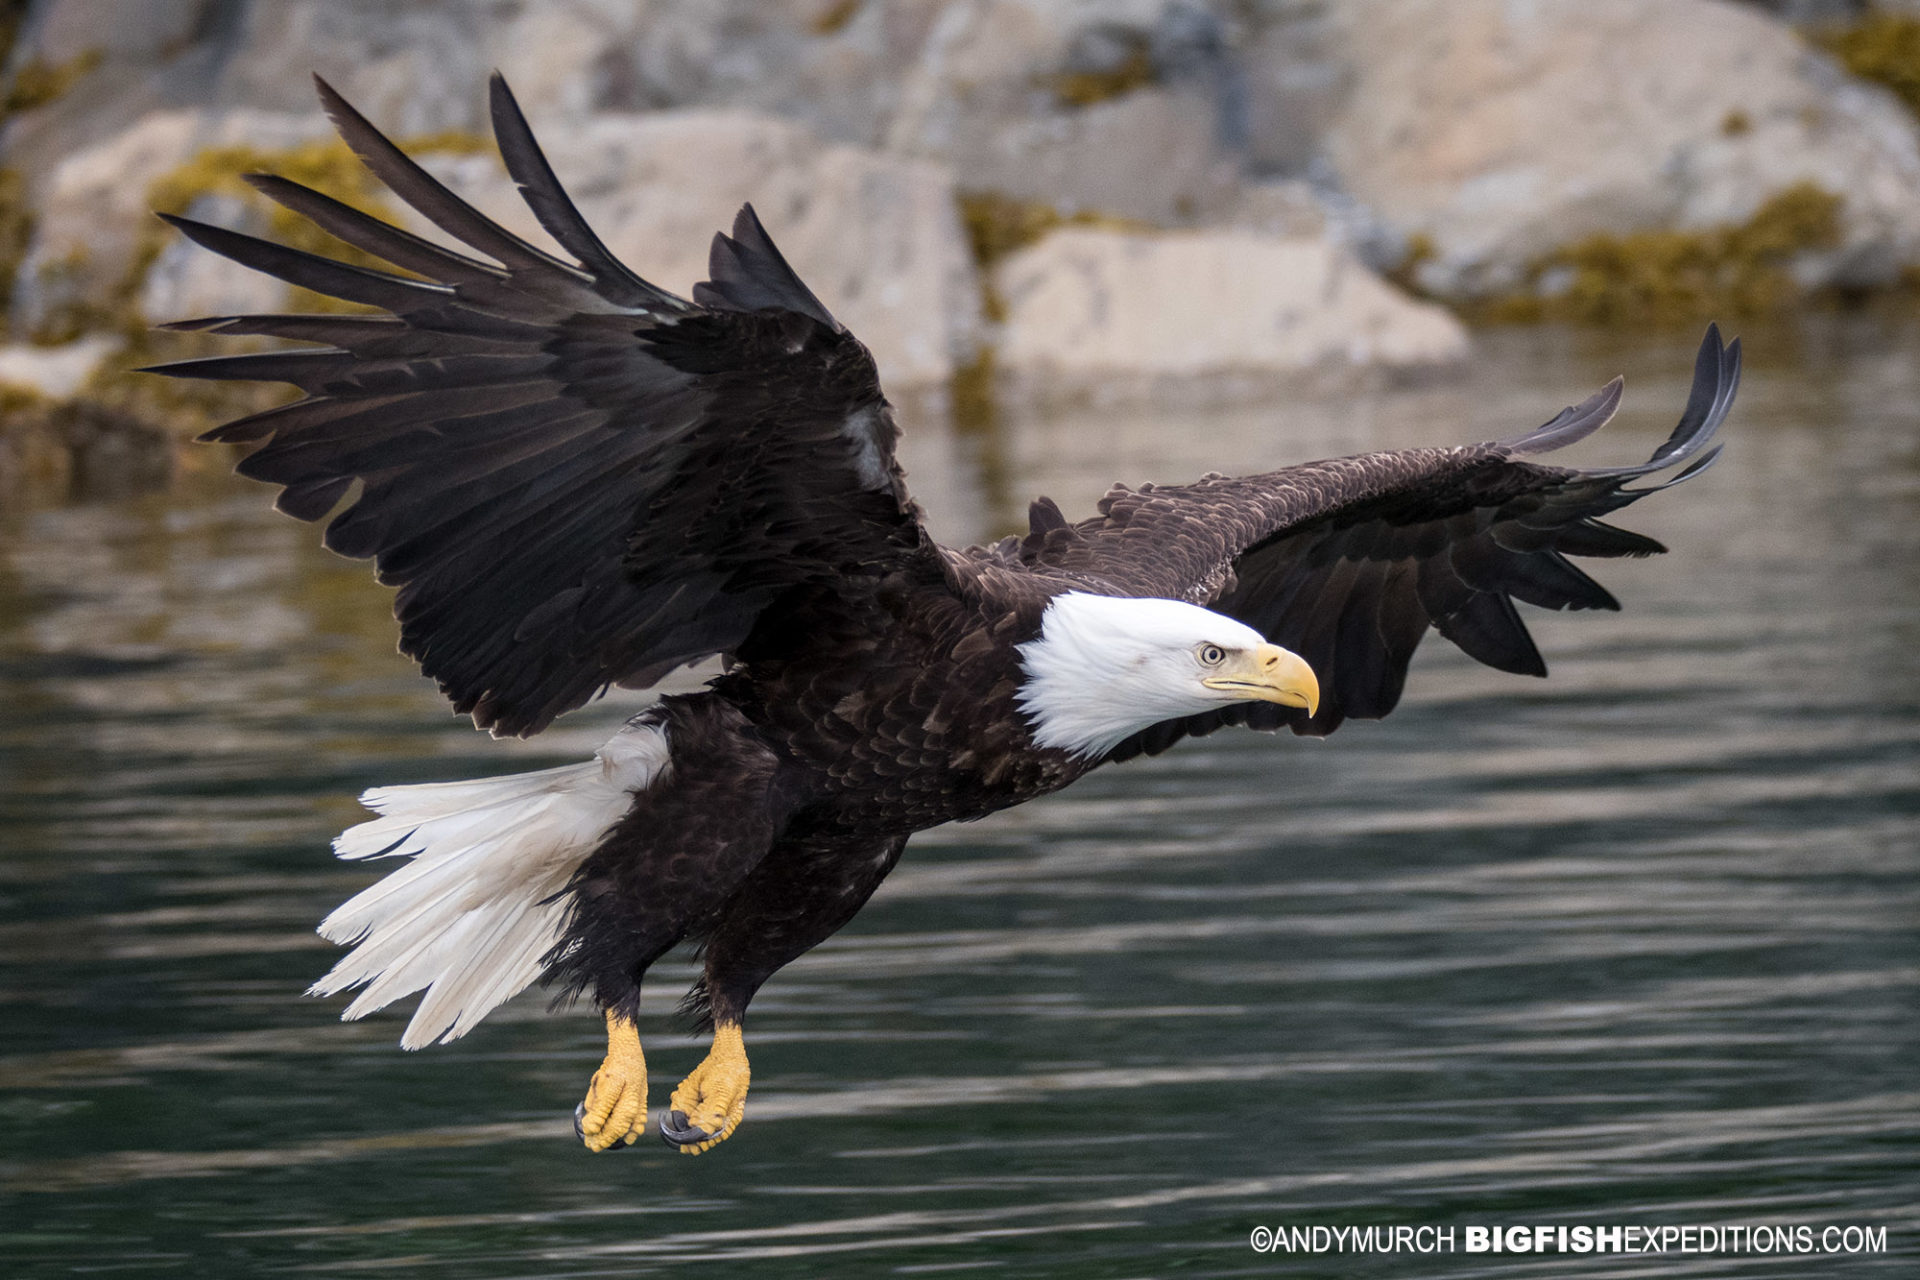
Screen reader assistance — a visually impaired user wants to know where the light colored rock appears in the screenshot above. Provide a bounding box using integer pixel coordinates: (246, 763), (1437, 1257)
(6, 0), (953, 166)
(1318, 0), (1920, 296)
(885, 0), (1244, 223)
(201, 0), (947, 143)
(0, 0), (677, 195)
(0, 19), (222, 214)
(967, 86), (1242, 223)
(991, 226), (1468, 398)
(6, 0), (1246, 226)
(1236, 2), (1349, 177)
(415, 111), (982, 388)
(212, 0), (547, 136)
(10, 108), (328, 334)
(21, 0), (214, 65)
(0, 335), (123, 400)
(596, 0), (951, 148)
(1222, 178), (1329, 238)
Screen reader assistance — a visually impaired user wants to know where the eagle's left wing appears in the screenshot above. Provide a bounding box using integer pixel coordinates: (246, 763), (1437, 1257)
(150, 75), (947, 738)
(1021, 326), (1739, 757)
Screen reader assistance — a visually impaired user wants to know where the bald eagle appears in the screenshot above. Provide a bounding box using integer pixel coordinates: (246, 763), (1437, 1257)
(152, 75), (1738, 1155)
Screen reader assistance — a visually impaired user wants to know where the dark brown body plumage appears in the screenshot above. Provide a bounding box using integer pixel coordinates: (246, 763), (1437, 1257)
(560, 570), (1093, 1028)
(155, 75), (1738, 1042)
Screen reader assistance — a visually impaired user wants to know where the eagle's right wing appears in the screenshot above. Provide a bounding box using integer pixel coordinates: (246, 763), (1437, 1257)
(1018, 327), (1739, 755)
(152, 75), (944, 738)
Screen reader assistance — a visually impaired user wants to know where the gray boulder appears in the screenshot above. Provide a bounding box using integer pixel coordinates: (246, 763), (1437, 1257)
(990, 225), (1468, 404)
(1318, 0), (1920, 296)
(884, 0), (1245, 223)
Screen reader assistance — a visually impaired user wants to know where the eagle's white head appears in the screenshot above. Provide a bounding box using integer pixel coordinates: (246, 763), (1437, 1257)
(1016, 592), (1321, 759)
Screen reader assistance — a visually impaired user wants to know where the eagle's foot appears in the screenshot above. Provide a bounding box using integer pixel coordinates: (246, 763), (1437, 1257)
(660, 1021), (749, 1154)
(575, 1010), (647, 1152)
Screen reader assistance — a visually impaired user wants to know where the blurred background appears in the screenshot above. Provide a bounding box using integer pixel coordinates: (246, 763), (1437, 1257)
(0, 2), (1916, 1276)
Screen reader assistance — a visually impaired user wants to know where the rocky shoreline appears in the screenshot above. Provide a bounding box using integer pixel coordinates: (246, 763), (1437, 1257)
(3, 0), (1919, 498)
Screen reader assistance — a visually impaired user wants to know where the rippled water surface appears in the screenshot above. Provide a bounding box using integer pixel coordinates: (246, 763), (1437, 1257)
(1, 321), (1915, 1277)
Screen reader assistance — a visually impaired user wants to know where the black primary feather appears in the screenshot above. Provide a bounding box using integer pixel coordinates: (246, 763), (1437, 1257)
(693, 204), (842, 328)
(150, 77), (943, 738)
(486, 73), (686, 312)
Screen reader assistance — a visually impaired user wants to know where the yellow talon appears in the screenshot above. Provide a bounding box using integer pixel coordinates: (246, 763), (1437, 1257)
(577, 1010), (647, 1152)
(662, 1022), (750, 1154)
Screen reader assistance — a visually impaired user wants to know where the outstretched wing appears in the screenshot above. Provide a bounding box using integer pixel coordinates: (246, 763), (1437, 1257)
(1018, 327), (1739, 757)
(150, 75), (943, 737)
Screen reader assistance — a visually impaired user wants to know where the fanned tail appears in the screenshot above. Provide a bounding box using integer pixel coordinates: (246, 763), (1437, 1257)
(310, 714), (670, 1049)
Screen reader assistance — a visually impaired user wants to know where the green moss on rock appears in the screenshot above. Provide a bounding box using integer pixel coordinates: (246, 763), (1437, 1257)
(959, 190), (1149, 270)
(140, 130), (488, 317)
(3, 48), (102, 117)
(948, 342), (997, 431)
(958, 190), (1152, 326)
(1385, 231), (1437, 297)
(809, 0), (863, 36)
(1476, 181), (1844, 327)
(1048, 39), (1157, 110)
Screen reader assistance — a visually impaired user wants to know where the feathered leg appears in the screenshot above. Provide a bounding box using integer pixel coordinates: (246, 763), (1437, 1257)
(548, 696), (789, 1152)
(660, 832), (907, 1153)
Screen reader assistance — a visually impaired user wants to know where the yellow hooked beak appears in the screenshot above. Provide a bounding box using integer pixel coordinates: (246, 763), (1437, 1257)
(1201, 643), (1320, 716)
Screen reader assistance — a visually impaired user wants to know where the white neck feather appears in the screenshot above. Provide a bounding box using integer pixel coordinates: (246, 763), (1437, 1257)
(1016, 592), (1270, 759)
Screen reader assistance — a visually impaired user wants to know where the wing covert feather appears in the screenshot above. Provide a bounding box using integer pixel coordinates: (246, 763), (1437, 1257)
(1031, 327), (1740, 759)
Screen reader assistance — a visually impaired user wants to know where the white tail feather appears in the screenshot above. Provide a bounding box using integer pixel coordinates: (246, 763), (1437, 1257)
(310, 715), (670, 1049)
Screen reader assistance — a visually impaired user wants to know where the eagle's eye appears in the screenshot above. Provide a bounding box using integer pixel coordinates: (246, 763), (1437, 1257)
(1198, 643), (1227, 666)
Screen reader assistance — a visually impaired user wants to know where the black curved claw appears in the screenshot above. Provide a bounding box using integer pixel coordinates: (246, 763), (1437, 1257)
(572, 1101), (635, 1150)
(659, 1108), (713, 1149)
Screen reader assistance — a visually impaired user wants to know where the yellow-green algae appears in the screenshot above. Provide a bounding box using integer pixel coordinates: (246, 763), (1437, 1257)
(3, 48), (102, 117)
(957, 190), (1151, 321)
(952, 189), (1144, 448)
(808, 0), (864, 37)
(1046, 37), (1157, 110)
(1384, 231), (1437, 298)
(0, 166), (33, 332)
(1813, 11), (1920, 119)
(140, 130), (489, 318)
(948, 341), (998, 432)
(1476, 181), (1844, 327)
(948, 190), (1153, 539)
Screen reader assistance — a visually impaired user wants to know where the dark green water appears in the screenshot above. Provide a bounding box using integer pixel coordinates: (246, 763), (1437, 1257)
(1, 321), (1915, 1277)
